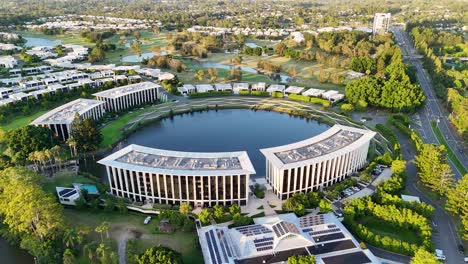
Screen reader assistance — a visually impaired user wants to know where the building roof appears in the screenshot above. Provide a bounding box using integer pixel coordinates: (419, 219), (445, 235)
(31, 98), (105, 125)
(92, 81), (159, 99)
(260, 125), (376, 169)
(284, 86), (305, 94)
(98, 144), (256, 176)
(302, 88), (325, 97)
(198, 213), (378, 264)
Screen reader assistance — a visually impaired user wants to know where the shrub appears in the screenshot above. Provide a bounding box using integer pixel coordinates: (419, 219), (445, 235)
(288, 94), (310, 102)
(341, 103), (355, 112)
(310, 97), (331, 107)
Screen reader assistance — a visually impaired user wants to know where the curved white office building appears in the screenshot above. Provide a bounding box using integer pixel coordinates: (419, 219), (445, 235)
(98, 144), (255, 207)
(260, 125), (376, 200)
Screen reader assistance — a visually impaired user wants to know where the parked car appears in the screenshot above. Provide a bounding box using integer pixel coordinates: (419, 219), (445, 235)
(435, 249), (446, 261)
(458, 244), (465, 254)
(144, 216), (152, 225)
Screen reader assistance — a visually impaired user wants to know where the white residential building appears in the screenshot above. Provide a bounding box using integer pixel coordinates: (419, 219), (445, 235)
(232, 83), (249, 94)
(196, 84), (215, 93)
(373, 13), (391, 36)
(0, 55), (18, 68)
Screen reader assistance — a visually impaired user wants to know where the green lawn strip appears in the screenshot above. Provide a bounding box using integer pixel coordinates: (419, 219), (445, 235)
(430, 121), (467, 175)
(358, 216), (421, 245)
(100, 110), (148, 148)
(40, 171), (96, 194)
(251, 212), (266, 218)
(0, 110), (49, 132)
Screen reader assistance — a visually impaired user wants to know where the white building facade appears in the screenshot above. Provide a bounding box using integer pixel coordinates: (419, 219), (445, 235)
(261, 125), (376, 200)
(98, 145), (256, 207)
(373, 13), (391, 36)
(92, 81), (160, 112)
(31, 98), (105, 140)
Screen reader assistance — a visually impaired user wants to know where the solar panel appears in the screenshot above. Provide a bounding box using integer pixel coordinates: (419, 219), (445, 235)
(205, 232), (218, 264)
(309, 228), (341, 236)
(62, 189), (77, 198)
(209, 230), (223, 264)
(313, 232), (345, 243)
(257, 246), (273, 251)
(216, 230), (229, 261)
(253, 237), (274, 243)
(255, 241), (273, 248)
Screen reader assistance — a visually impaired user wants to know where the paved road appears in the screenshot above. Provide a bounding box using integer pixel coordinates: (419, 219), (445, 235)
(392, 27), (467, 179)
(397, 131), (464, 264)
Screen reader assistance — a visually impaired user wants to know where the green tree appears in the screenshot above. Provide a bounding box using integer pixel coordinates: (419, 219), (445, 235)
(70, 113), (103, 158)
(229, 204), (241, 215)
(130, 40), (142, 57)
(95, 222), (110, 242)
(198, 208), (211, 225)
(288, 255), (315, 264)
(96, 242), (118, 264)
(179, 202), (192, 215)
(414, 144), (454, 196)
(63, 248), (76, 264)
(319, 199), (333, 213)
(5, 126), (56, 163)
(0, 167), (65, 261)
(88, 46), (105, 62)
(410, 248), (440, 264)
(340, 103), (354, 112)
(213, 205), (224, 220)
(136, 246), (182, 264)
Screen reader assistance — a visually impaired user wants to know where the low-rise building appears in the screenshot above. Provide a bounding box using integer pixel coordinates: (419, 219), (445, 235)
(93, 81), (160, 112)
(178, 84), (196, 96)
(261, 125), (376, 200)
(0, 55), (18, 68)
(196, 84), (215, 93)
(31, 98), (105, 140)
(214, 83), (233, 92)
(198, 213), (378, 264)
(232, 83), (249, 94)
(284, 86), (305, 95)
(267, 84), (286, 95)
(98, 144), (256, 207)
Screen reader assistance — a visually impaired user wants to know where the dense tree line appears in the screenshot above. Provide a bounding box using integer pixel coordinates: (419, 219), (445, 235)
(345, 48), (425, 111)
(142, 55), (187, 72)
(408, 24), (467, 139)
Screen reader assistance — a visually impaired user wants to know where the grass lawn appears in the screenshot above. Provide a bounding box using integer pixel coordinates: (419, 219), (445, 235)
(0, 110), (49, 132)
(430, 121), (467, 175)
(130, 232), (203, 264)
(40, 171), (96, 194)
(100, 102), (174, 148)
(63, 209), (203, 264)
(358, 216), (421, 245)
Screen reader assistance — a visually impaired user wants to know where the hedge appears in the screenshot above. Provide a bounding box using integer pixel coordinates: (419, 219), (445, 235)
(189, 91), (232, 98)
(288, 94), (310, 102)
(310, 97), (331, 107)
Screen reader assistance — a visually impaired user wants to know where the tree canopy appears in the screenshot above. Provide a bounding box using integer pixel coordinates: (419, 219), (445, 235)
(136, 246), (182, 264)
(5, 125), (57, 163)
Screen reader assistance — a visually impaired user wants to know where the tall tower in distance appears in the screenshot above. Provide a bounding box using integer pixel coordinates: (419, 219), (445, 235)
(373, 13), (391, 36)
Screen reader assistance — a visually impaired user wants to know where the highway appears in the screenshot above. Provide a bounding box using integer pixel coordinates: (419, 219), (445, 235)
(392, 27), (467, 179)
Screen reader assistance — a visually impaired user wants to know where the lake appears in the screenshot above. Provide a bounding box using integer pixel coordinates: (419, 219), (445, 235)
(24, 37), (62, 47)
(84, 109), (329, 179)
(121, 51), (167, 63)
(201, 62), (291, 83)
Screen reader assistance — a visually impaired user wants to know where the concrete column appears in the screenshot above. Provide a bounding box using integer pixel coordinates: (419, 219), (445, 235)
(193, 176), (197, 203)
(149, 173), (155, 200)
(117, 168), (124, 197)
(170, 174), (175, 201)
(105, 166), (113, 191)
(162, 174), (167, 202)
(215, 175), (219, 205)
(237, 174), (241, 203)
(122, 169), (130, 195)
(208, 176), (211, 206)
(230, 175), (233, 203)
(201, 176), (204, 203)
(178, 175), (182, 201)
(129, 171), (136, 198)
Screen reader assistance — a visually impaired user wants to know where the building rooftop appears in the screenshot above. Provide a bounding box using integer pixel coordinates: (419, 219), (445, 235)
(284, 86), (304, 94)
(92, 81), (159, 99)
(198, 213), (378, 264)
(98, 144), (255, 176)
(260, 125), (376, 169)
(31, 98), (105, 125)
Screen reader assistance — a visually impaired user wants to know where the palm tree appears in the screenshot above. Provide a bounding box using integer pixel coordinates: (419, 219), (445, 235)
(28, 151), (39, 171)
(63, 228), (78, 248)
(50, 145), (62, 170)
(95, 222), (109, 242)
(66, 137), (77, 157)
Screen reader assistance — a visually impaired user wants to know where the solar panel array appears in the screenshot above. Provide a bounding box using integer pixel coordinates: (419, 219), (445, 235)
(205, 230), (222, 264)
(235, 224), (272, 237)
(216, 230), (233, 259)
(299, 215), (324, 228)
(309, 227), (340, 236)
(256, 246), (273, 251)
(272, 221), (298, 237)
(312, 232), (345, 243)
(254, 236), (274, 251)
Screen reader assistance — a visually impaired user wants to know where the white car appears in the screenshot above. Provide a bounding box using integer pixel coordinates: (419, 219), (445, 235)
(144, 216), (152, 225)
(435, 249), (446, 261)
